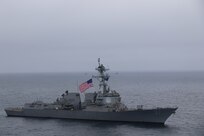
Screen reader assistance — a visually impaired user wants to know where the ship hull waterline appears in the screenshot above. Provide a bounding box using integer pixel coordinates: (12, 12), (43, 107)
(5, 108), (177, 124)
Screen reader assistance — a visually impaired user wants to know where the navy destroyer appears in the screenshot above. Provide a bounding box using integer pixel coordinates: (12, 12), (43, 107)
(5, 59), (178, 124)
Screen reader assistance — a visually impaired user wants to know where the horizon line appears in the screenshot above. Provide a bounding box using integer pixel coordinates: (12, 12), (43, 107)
(1, 70), (204, 74)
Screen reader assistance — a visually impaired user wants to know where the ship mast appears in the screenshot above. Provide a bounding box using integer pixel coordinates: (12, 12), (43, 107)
(94, 58), (110, 94)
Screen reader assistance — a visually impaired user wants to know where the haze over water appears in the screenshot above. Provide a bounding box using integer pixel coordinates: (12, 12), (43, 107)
(0, 0), (204, 73)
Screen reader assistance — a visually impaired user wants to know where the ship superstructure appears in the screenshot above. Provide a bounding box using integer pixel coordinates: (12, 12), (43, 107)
(5, 59), (178, 124)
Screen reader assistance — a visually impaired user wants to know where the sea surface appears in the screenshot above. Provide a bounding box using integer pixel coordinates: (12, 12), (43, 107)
(0, 72), (204, 136)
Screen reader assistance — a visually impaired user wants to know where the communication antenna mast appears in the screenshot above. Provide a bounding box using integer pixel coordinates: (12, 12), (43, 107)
(93, 58), (110, 94)
(98, 58), (100, 66)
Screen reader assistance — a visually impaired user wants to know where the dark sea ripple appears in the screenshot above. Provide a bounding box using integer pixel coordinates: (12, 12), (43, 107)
(0, 72), (204, 136)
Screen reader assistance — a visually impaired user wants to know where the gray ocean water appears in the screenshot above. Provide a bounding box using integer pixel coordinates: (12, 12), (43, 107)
(0, 72), (204, 136)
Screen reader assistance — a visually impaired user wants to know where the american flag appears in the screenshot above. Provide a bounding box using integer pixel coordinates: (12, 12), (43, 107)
(79, 79), (93, 93)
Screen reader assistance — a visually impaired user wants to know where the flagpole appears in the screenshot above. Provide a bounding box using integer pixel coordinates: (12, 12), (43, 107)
(78, 80), (84, 103)
(77, 80), (79, 92)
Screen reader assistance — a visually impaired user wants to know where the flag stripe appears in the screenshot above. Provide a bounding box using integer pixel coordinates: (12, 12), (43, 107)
(79, 79), (93, 93)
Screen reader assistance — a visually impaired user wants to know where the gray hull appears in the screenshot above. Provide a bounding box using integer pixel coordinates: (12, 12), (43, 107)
(5, 108), (177, 124)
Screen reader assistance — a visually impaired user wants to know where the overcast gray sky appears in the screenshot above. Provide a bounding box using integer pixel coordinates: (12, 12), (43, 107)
(0, 0), (204, 73)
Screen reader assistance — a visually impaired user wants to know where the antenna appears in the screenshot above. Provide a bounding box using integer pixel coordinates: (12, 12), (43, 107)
(98, 58), (100, 66)
(93, 58), (110, 94)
